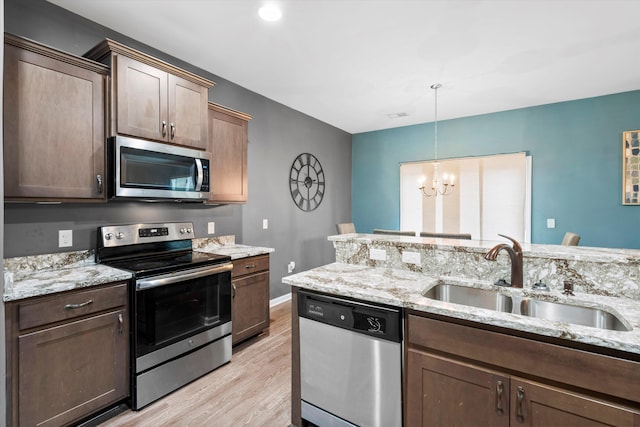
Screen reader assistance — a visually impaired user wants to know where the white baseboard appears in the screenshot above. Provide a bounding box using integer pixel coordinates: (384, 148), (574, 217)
(270, 292), (292, 307)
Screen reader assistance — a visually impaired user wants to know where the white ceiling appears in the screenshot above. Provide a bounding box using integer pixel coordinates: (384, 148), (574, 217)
(48, 0), (640, 134)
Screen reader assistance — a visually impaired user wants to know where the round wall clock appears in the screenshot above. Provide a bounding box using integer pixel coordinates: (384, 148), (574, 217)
(289, 153), (325, 212)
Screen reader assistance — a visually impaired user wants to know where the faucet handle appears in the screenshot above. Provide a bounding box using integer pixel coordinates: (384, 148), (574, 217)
(563, 281), (575, 296)
(532, 281), (550, 291)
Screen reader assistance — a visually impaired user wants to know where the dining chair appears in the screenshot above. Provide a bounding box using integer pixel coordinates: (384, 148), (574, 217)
(336, 223), (356, 234)
(561, 232), (581, 246)
(372, 229), (416, 236)
(420, 232), (472, 240)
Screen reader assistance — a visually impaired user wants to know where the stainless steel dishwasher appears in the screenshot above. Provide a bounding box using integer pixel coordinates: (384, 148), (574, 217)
(298, 290), (402, 427)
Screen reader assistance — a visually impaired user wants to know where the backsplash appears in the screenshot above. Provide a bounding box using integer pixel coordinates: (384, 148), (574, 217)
(4, 250), (96, 279)
(330, 234), (640, 301)
(192, 235), (236, 249)
(4, 235), (237, 284)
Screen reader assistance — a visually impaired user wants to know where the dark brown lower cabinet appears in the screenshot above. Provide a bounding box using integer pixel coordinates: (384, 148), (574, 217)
(6, 282), (129, 426)
(231, 255), (270, 345)
(406, 350), (509, 427)
(510, 378), (639, 427)
(405, 311), (640, 427)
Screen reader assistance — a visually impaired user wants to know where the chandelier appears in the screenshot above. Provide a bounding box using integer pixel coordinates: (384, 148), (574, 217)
(419, 83), (455, 197)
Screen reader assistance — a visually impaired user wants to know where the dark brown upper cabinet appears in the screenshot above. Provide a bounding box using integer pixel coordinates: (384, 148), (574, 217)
(85, 39), (214, 150)
(3, 34), (109, 202)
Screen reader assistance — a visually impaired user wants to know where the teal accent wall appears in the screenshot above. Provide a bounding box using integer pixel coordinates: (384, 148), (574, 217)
(353, 91), (640, 249)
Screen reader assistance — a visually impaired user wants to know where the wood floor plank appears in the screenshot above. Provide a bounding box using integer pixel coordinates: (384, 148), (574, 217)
(102, 300), (292, 427)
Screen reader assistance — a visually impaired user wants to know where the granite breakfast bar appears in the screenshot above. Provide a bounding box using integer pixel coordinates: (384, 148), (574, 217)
(284, 233), (640, 426)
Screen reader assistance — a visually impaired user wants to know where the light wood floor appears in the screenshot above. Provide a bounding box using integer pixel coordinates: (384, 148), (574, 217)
(102, 300), (292, 427)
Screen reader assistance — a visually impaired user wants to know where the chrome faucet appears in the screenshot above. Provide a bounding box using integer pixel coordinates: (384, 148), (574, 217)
(484, 234), (523, 288)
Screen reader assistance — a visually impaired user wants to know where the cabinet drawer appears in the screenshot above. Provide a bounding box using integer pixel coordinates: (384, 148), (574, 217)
(232, 255), (269, 279)
(19, 283), (128, 330)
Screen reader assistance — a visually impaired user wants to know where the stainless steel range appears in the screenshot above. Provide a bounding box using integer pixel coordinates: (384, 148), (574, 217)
(96, 222), (233, 410)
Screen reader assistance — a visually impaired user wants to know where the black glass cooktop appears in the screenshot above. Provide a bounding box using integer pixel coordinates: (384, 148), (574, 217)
(104, 250), (231, 278)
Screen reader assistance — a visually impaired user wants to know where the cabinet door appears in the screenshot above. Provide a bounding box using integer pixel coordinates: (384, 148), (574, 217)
(207, 104), (249, 203)
(168, 74), (208, 149)
(232, 271), (270, 345)
(406, 350), (510, 427)
(115, 55), (168, 141)
(18, 310), (128, 427)
(510, 377), (640, 426)
(3, 44), (106, 200)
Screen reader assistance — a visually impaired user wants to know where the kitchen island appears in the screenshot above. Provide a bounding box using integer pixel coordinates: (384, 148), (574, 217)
(284, 234), (640, 426)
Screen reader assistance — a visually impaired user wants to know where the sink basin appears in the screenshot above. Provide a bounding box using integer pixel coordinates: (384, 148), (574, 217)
(423, 283), (513, 312)
(519, 299), (632, 332)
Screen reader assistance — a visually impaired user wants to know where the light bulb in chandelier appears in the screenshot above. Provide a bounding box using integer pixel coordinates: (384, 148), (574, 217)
(419, 162), (455, 197)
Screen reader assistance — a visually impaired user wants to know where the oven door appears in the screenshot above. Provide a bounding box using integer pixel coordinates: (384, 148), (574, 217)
(111, 135), (211, 200)
(134, 263), (232, 368)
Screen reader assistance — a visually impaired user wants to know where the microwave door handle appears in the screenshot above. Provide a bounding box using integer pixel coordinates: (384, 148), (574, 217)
(194, 159), (204, 191)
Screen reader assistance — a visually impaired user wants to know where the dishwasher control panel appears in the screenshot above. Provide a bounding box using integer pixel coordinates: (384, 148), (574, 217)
(298, 290), (402, 342)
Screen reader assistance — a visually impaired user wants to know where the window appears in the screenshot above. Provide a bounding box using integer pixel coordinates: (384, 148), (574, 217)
(400, 152), (531, 242)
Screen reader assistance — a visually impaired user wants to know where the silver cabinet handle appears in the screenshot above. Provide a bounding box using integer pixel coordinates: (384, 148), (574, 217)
(496, 381), (504, 415)
(118, 313), (124, 334)
(96, 174), (103, 194)
(64, 300), (93, 310)
(162, 120), (167, 137)
(245, 264), (257, 269)
(516, 386), (525, 422)
(232, 283), (237, 298)
(170, 122), (175, 139)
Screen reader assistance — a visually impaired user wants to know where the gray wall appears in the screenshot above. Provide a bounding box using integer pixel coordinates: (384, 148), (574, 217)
(1, 0), (6, 423)
(4, 0), (352, 299)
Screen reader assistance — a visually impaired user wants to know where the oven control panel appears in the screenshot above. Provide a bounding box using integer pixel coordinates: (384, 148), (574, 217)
(139, 227), (170, 238)
(98, 222), (195, 248)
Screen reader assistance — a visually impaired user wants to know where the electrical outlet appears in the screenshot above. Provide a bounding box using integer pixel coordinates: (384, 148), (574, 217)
(402, 251), (421, 265)
(287, 261), (296, 273)
(263, 219), (268, 229)
(370, 248), (387, 261)
(58, 230), (73, 248)
(208, 222), (215, 234)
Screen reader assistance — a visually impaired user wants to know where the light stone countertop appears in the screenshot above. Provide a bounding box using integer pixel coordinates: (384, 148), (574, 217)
(195, 244), (274, 260)
(192, 236), (274, 259)
(3, 251), (132, 302)
(283, 262), (640, 356)
(4, 237), (274, 302)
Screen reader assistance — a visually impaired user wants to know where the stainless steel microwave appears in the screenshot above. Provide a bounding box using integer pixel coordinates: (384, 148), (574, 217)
(109, 136), (211, 201)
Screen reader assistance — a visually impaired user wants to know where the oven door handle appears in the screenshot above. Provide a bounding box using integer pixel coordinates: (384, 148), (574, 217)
(136, 263), (233, 291)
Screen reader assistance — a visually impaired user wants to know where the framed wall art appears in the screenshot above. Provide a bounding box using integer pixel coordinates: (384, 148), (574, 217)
(623, 130), (640, 205)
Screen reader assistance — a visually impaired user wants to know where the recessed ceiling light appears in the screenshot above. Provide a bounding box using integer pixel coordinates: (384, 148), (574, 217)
(258, 4), (282, 22)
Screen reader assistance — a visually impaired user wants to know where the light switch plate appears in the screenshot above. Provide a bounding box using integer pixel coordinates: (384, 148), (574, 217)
(547, 218), (556, 229)
(402, 251), (421, 265)
(207, 222), (215, 234)
(370, 248), (386, 261)
(263, 219), (268, 229)
(58, 230), (72, 248)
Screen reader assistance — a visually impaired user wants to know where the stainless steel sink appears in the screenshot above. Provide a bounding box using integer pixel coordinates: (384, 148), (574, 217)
(423, 283), (513, 312)
(519, 299), (632, 332)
